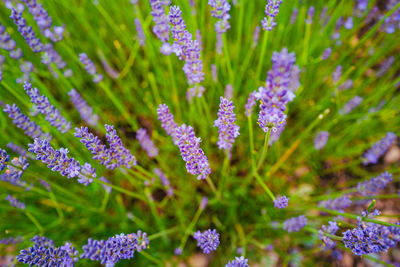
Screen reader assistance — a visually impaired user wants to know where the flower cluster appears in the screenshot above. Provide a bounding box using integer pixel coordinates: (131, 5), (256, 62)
(68, 89), (99, 127)
(0, 236), (23, 245)
(357, 171), (392, 196)
(149, 0), (170, 43)
(7, 142), (34, 159)
(314, 131), (329, 150)
(0, 148), (10, 171)
(10, 8), (43, 52)
(321, 47), (332, 60)
(362, 132), (396, 165)
(24, 82), (71, 133)
(28, 139), (96, 185)
(79, 53), (103, 83)
(343, 218), (400, 256)
(305, 6), (315, 25)
(75, 125), (137, 169)
(261, 0), (283, 31)
(274, 195), (289, 209)
(0, 156), (29, 188)
(319, 221), (339, 249)
(244, 91), (258, 117)
(157, 104), (179, 144)
(283, 215), (308, 233)
(208, 0), (231, 34)
(0, 23), (23, 59)
(42, 43), (67, 70)
(81, 231), (149, 266)
(154, 168), (173, 197)
(214, 97), (240, 157)
(136, 128), (158, 158)
(193, 229), (220, 254)
(134, 18), (146, 46)
(339, 95), (363, 115)
(175, 124), (211, 180)
(318, 196), (352, 212)
(5, 195), (26, 209)
(3, 103), (51, 140)
(225, 256), (249, 267)
(332, 65), (342, 83)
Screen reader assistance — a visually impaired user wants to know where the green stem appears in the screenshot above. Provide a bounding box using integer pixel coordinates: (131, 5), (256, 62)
(25, 211), (44, 234)
(255, 31), (269, 80)
(166, 56), (182, 121)
(222, 34), (233, 83)
(218, 150), (230, 197)
(49, 190), (64, 221)
(248, 116), (256, 172)
(179, 202), (205, 251)
(254, 172), (275, 201)
(95, 179), (146, 201)
(256, 128), (272, 171)
(148, 227), (179, 241)
(139, 251), (162, 266)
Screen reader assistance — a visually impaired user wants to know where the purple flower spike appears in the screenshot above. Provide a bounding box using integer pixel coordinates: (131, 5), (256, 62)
(137, 128), (158, 158)
(157, 104), (179, 144)
(258, 105), (287, 133)
(225, 256), (249, 267)
(357, 172), (392, 196)
(261, 0), (283, 31)
(252, 25), (261, 48)
(135, 18), (146, 46)
(340, 96), (363, 115)
(208, 0), (231, 34)
(79, 53), (103, 83)
(68, 89), (99, 127)
(321, 47), (332, 60)
(314, 131), (329, 150)
(319, 221), (339, 250)
(214, 97), (240, 157)
(0, 148), (10, 171)
(154, 168), (173, 196)
(1, 156), (29, 188)
(0, 23), (23, 59)
(7, 143), (34, 159)
(283, 215), (308, 233)
(6, 195), (26, 209)
(362, 132), (396, 165)
(193, 229), (220, 254)
(274, 195), (289, 209)
(10, 8), (44, 52)
(0, 236), (23, 245)
(3, 103), (51, 140)
(318, 195), (352, 212)
(149, 0), (170, 43)
(105, 124), (137, 168)
(175, 124), (211, 180)
(245, 91), (259, 117)
(305, 6), (315, 24)
(24, 82), (71, 133)
(332, 65), (342, 83)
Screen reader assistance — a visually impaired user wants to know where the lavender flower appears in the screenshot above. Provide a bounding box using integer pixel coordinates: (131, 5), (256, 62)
(75, 125), (137, 169)
(68, 89), (99, 127)
(245, 91), (258, 117)
(3, 103), (51, 140)
(339, 79), (353, 91)
(225, 256), (249, 267)
(357, 172), (392, 196)
(154, 168), (173, 196)
(10, 9), (43, 52)
(79, 53), (103, 83)
(214, 97), (240, 156)
(0, 156), (29, 187)
(261, 0), (283, 31)
(157, 104), (179, 144)
(321, 47), (331, 60)
(314, 131), (329, 150)
(42, 43), (66, 69)
(211, 64), (218, 82)
(258, 105), (287, 133)
(274, 195), (289, 209)
(31, 236), (54, 248)
(362, 132), (396, 165)
(332, 65), (342, 83)
(0, 23), (23, 59)
(16, 60), (34, 84)
(252, 25), (260, 48)
(81, 231), (148, 266)
(377, 56), (395, 77)
(340, 96), (363, 115)
(149, 0), (170, 42)
(344, 17), (353, 29)
(318, 196), (352, 212)
(193, 229), (220, 254)
(283, 215), (308, 233)
(187, 85), (205, 101)
(28, 139), (96, 185)
(135, 18), (146, 46)
(290, 8), (298, 25)
(175, 124), (211, 180)
(305, 6), (315, 24)
(21, 0), (64, 42)
(200, 196), (208, 210)
(5, 195), (26, 209)
(39, 179), (51, 191)
(0, 148), (10, 171)
(343, 218), (400, 256)
(99, 176), (112, 194)
(319, 221), (339, 249)
(137, 128), (159, 157)
(0, 236), (23, 245)
(224, 84), (233, 99)
(174, 247), (183, 255)
(208, 0), (231, 34)
(7, 142), (34, 159)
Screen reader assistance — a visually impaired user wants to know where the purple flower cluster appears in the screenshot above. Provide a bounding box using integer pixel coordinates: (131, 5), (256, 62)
(193, 229), (220, 254)
(332, 65), (342, 83)
(208, 0), (231, 34)
(3, 103), (51, 140)
(10, 9), (43, 52)
(319, 221), (339, 249)
(136, 128), (158, 158)
(81, 231), (149, 266)
(321, 47), (331, 60)
(134, 18), (146, 46)
(75, 125), (137, 170)
(24, 82), (71, 133)
(28, 139), (96, 185)
(0, 23), (23, 59)
(169, 6), (205, 88)
(244, 91), (258, 117)
(381, 0), (400, 34)
(362, 132), (396, 165)
(21, 0), (64, 42)
(318, 195), (352, 212)
(149, 0), (170, 43)
(157, 104), (179, 144)
(314, 131), (329, 150)
(343, 218), (400, 256)
(214, 97), (240, 157)
(274, 195), (289, 209)
(0, 156), (29, 188)
(175, 124), (211, 180)
(0, 236), (23, 245)
(225, 256), (249, 267)
(340, 95), (363, 115)
(79, 53), (103, 83)
(261, 0), (283, 31)
(154, 168), (173, 197)
(305, 6), (315, 24)
(283, 215), (308, 233)
(7, 142), (34, 159)
(42, 43), (67, 70)
(5, 195), (26, 209)
(357, 172), (392, 196)
(99, 176), (112, 194)
(252, 26), (261, 48)
(0, 148), (10, 171)
(68, 89), (99, 127)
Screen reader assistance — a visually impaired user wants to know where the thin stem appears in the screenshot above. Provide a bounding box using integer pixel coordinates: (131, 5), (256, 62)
(256, 128), (272, 171)
(95, 179), (146, 201)
(222, 34), (233, 83)
(148, 227), (179, 241)
(255, 31), (269, 80)
(25, 211), (44, 234)
(205, 176), (219, 199)
(254, 172), (275, 201)
(49, 190), (64, 221)
(218, 150), (230, 197)
(166, 56), (182, 121)
(139, 251), (162, 265)
(179, 203), (205, 251)
(248, 116), (256, 172)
